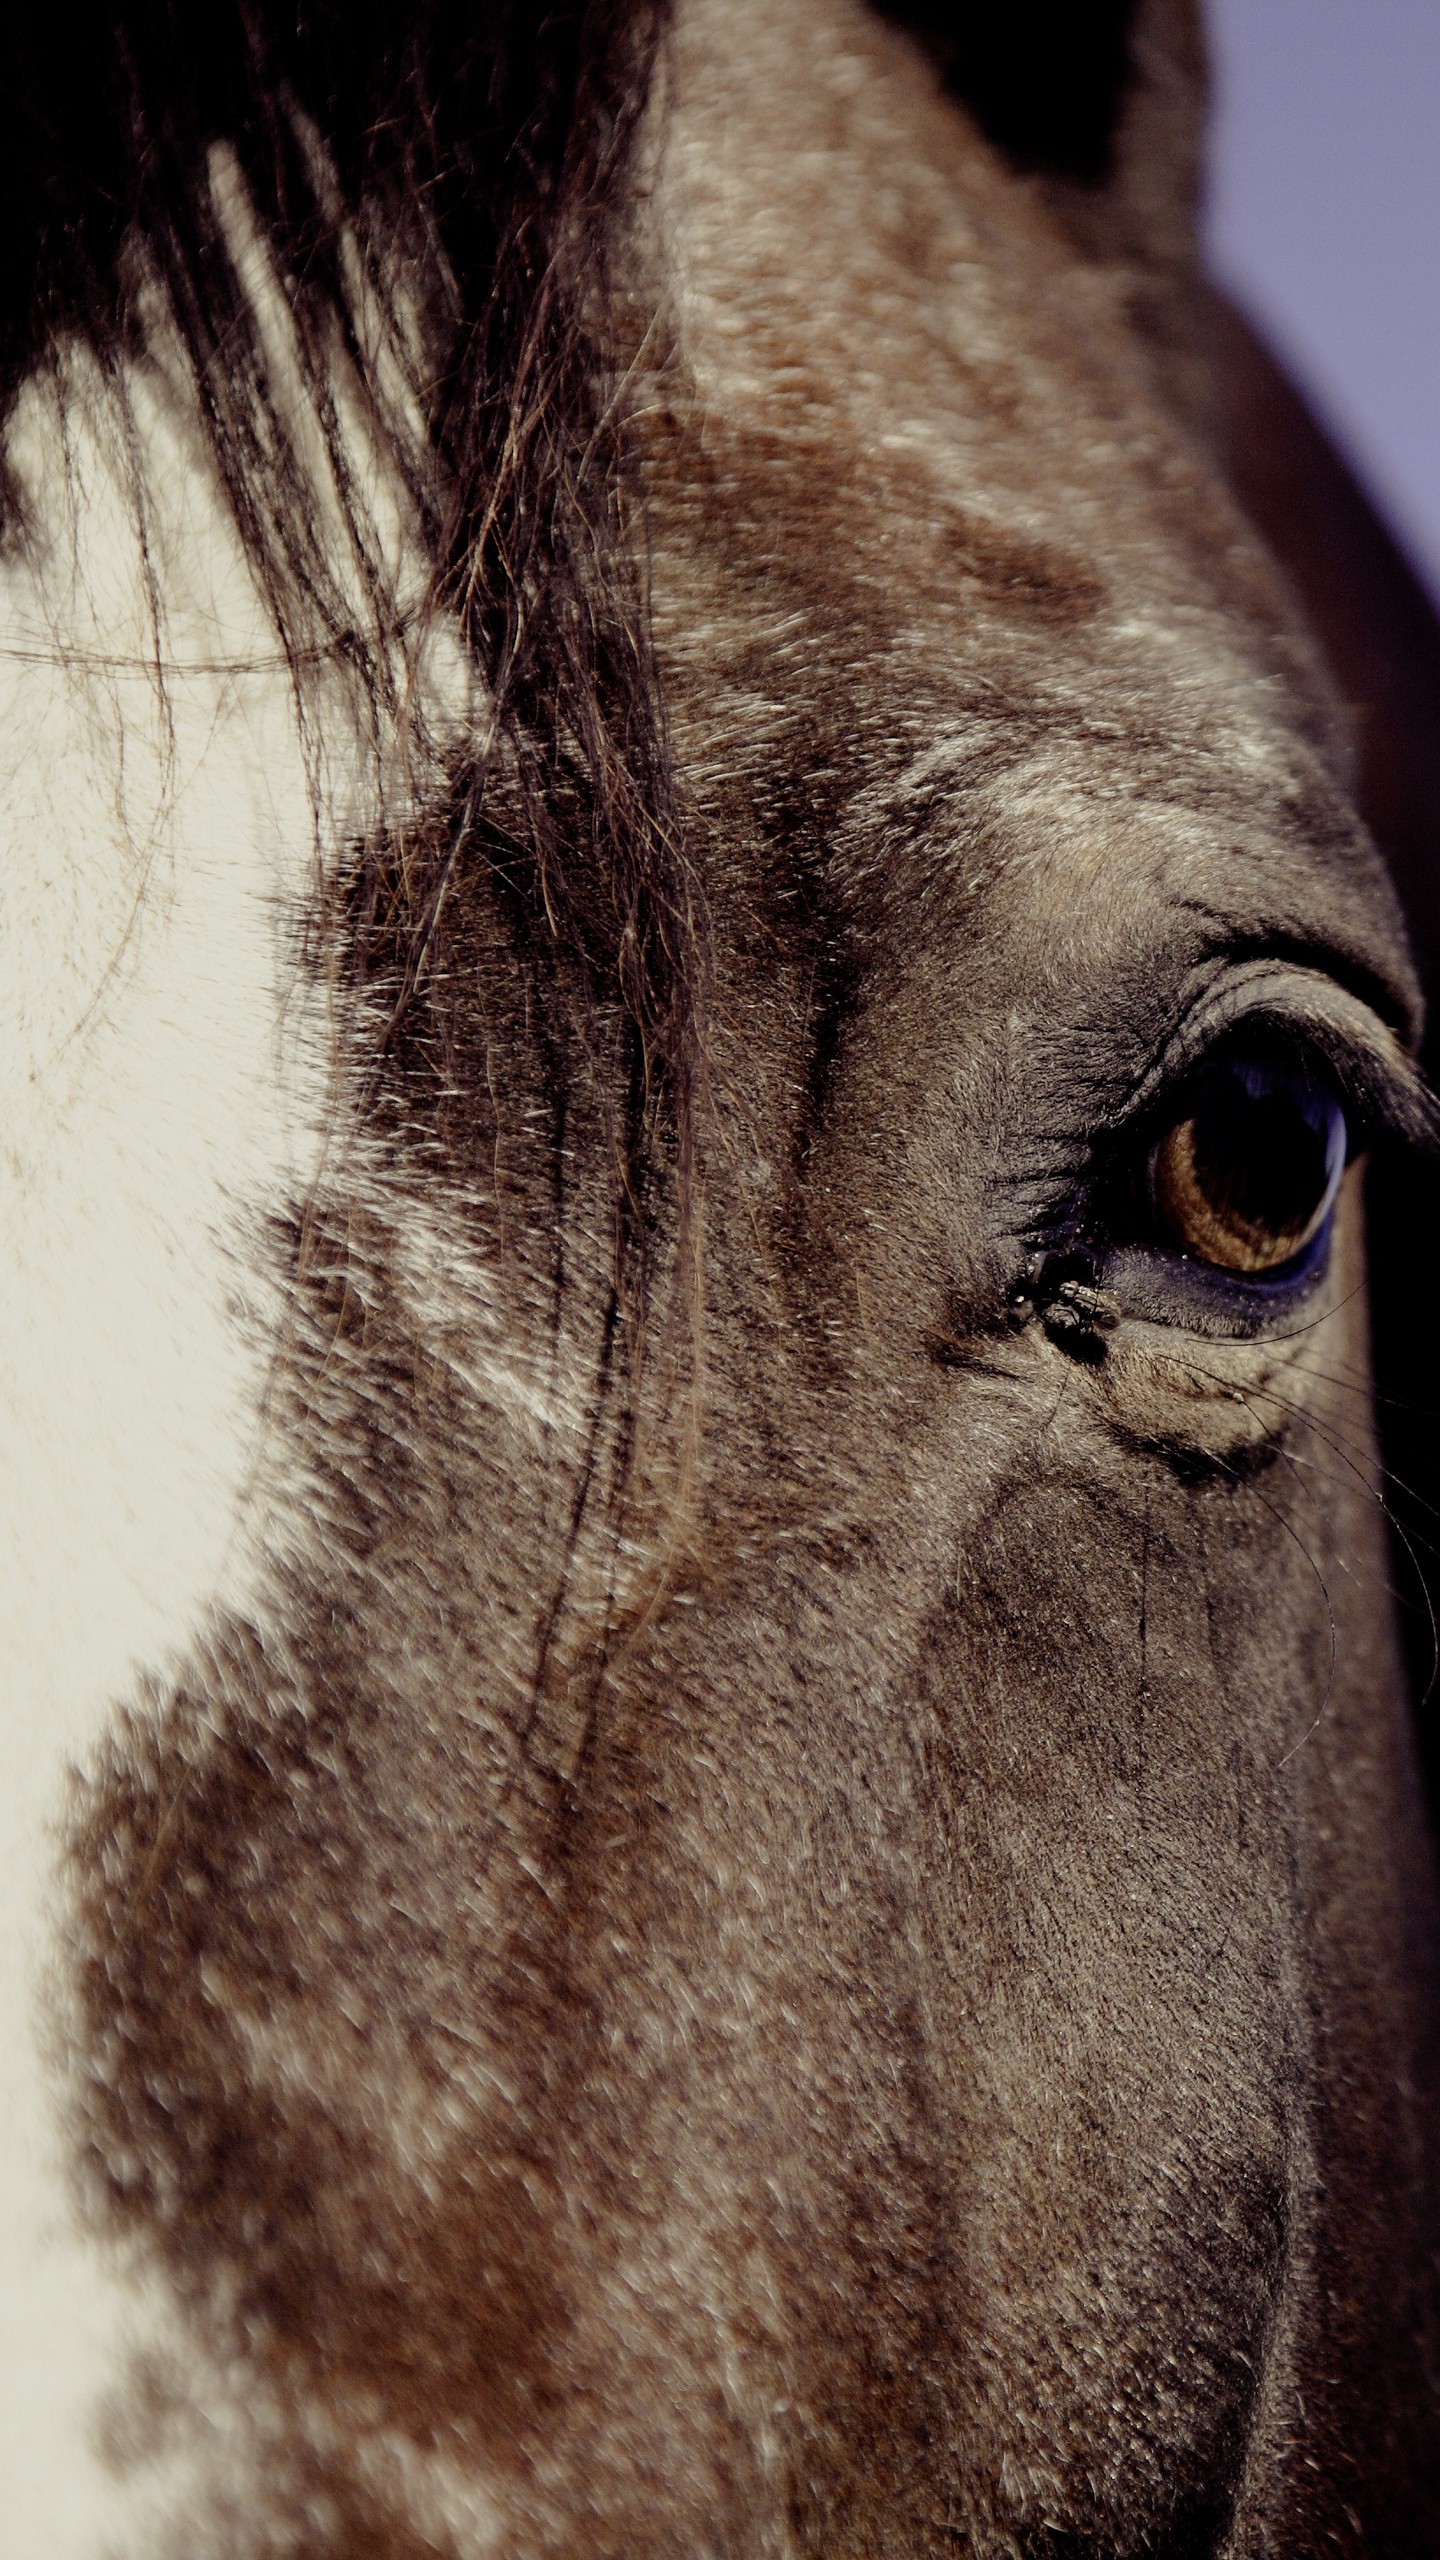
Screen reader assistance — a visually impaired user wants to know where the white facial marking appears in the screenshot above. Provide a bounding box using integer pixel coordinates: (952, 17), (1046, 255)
(0, 316), (456, 2551)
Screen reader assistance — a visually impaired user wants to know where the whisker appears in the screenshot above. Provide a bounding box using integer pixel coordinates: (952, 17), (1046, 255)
(1168, 1352), (1440, 1709)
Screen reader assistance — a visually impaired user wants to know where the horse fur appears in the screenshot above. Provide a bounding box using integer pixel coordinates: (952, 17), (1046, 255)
(1, 2), (1438, 2553)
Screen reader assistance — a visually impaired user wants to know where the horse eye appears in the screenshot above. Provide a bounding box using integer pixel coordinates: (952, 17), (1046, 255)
(1148, 1049), (1348, 1276)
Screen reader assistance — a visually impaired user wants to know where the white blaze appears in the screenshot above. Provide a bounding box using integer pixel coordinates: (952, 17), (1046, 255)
(0, 318), (449, 2549)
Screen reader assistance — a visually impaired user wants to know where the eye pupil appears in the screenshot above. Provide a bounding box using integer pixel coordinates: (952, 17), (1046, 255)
(1150, 1054), (1346, 1275)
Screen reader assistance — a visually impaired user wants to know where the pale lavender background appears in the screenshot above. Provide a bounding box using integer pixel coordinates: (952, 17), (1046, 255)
(1205, 0), (1440, 603)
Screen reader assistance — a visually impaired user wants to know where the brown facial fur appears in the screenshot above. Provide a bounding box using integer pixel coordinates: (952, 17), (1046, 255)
(63, 2), (1440, 2553)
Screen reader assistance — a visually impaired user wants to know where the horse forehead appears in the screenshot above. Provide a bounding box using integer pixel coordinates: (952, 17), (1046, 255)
(648, 0), (1413, 983)
(656, 0), (1141, 532)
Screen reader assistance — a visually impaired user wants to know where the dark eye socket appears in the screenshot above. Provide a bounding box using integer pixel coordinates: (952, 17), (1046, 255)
(1146, 1046), (1348, 1277)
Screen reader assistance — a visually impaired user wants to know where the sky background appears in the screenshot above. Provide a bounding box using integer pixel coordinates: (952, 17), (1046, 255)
(1205, 0), (1440, 605)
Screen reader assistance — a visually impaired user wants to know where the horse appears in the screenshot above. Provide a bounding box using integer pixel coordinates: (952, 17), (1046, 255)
(3, 0), (1439, 2550)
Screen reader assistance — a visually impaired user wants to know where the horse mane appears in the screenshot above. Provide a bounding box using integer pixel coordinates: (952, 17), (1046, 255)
(3, 1), (698, 1317)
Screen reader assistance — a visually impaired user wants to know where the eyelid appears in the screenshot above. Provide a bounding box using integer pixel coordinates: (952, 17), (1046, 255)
(1121, 962), (1440, 1158)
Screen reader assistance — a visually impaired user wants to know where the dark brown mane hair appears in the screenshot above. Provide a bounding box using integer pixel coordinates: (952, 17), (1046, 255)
(4, 0), (697, 1314)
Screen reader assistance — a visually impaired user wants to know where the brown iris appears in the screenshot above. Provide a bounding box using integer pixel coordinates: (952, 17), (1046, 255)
(1149, 1053), (1346, 1276)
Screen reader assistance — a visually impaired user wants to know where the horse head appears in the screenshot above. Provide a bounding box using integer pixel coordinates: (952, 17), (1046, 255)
(3, 3), (1437, 2551)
